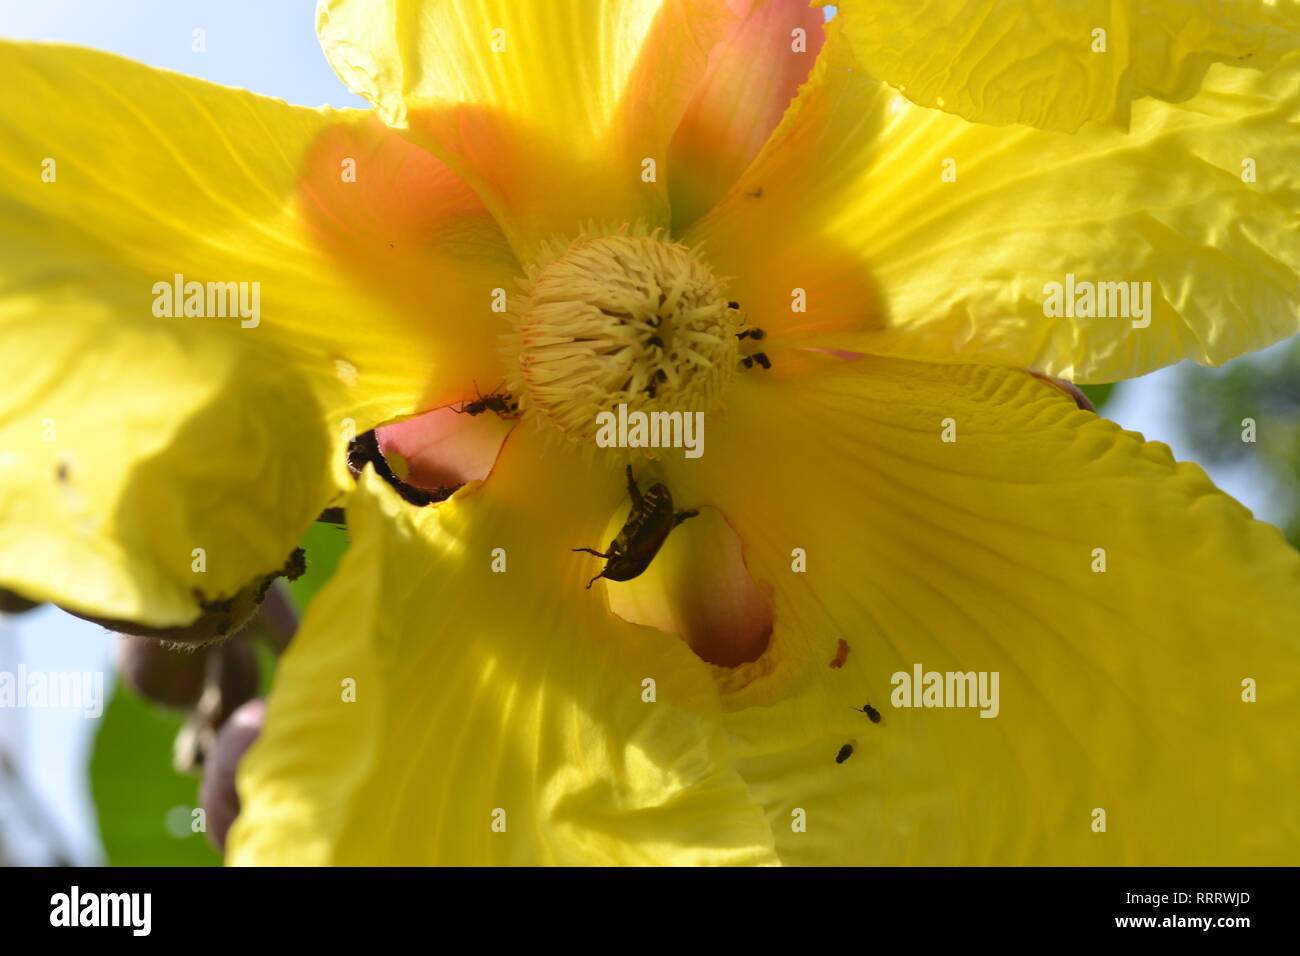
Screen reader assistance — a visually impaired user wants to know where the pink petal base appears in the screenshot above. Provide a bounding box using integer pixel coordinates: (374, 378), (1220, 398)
(374, 404), (515, 491)
(605, 507), (773, 668)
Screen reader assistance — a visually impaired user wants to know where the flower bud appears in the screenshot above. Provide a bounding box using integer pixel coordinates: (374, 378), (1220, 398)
(198, 697), (265, 853)
(114, 635), (207, 710)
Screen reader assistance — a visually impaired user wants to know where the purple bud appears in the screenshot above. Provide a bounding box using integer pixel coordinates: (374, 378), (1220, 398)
(199, 698), (266, 853)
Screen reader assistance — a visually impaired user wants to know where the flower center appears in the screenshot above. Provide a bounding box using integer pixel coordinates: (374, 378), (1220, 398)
(507, 230), (739, 446)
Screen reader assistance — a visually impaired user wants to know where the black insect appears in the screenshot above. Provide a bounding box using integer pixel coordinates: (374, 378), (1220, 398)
(851, 703), (882, 725)
(745, 186), (764, 198)
(573, 465), (698, 589)
(643, 369), (668, 398)
(741, 352), (771, 370)
(736, 327), (765, 341)
(316, 507), (347, 527)
(345, 431), (460, 507)
(835, 744), (854, 764)
(455, 383), (519, 417)
(727, 300), (740, 310)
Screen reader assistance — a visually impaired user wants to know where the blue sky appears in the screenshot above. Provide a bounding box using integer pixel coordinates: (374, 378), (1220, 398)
(0, 0), (365, 108)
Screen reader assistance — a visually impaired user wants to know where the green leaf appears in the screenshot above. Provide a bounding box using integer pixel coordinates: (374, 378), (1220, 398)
(1078, 382), (1115, 411)
(287, 520), (350, 610)
(88, 688), (220, 866)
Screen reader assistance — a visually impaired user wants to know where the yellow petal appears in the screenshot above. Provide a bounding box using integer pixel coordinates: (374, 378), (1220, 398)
(667, 0), (826, 231)
(0, 305), (331, 625)
(295, 116), (520, 412)
(0, 43), (516, 622)
(657, 350), (1300, 864)
(689, 28), (1300, 381)
(316, 0), (739, 261)
(836, 0), (1300, 131)
(229, 423), (778, 865)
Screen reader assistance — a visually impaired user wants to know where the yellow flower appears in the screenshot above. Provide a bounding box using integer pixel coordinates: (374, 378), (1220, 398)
(1, 0), (1298, 865)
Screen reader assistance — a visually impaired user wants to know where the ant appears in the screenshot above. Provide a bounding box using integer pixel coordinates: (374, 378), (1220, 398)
(728, 300), (768, 368)
(454, 383), (519, 417)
